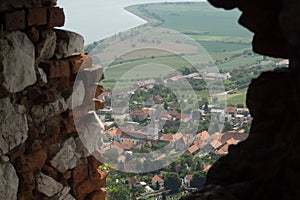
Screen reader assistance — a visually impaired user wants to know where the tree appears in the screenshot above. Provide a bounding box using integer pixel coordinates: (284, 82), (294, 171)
(108, 183), (131, 200)
(163, 172), (181, 194)
(190, 172), (206, 188)
(156, 181), (160, 190)
(162, 193), (167, 200)
(236, 103), (244, 108)
(223, 121), (233, 132)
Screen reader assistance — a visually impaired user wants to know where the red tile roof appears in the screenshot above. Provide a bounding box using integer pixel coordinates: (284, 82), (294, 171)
(187, 144), (199, 154)
(108, 128), (122, 137)
(152, 175), (163, 183)
(225, 106), (237, 114)
(226, 138), (237, 145)
(210, 140), (222, 149)
(203, 165), (212, 172)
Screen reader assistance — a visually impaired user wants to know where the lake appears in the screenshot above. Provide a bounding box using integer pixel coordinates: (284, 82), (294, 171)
(58, 0), (205, 44)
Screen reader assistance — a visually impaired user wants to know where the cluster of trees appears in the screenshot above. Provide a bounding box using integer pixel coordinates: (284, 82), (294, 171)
(224, 64), (277, 91)
(105, 152), (222, 199)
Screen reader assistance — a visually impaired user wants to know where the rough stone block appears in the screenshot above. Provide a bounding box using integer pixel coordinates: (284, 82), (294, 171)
(252, 34), (290, 58)
(67, 80), (85, 109)
(36, 30), (57, 61)
(26, 26), (40, 43)
(4, 10), (26, 31)
(93, 99), (105, 110)
(87, 189), (106, 200)
(18, 171), (35, 192)
(40, 59), (70, 79)
(55, 29), (84, 59)
(77, 65), (104, 86)
(15, 150), (47, 173)
(0, 162), (19, 200)
(75, 170), (106, 200)
(95, 85), (105, 98)
(0, 31), (36, 93)
(62, 111), (76, 134)
(42, 164), (58, 180)
(51, 187), (75, 200)
(48, 7), (65, 28)
(69, 53), (93, 74)
(27, 7), (47, 26)
(0, 97), (28, 156)
(30, 97), (68, 123)
(50, 137), (81, 173)
(36, 172), (63, 197)
(72, 162), (89, 185)
(57, 77), (70, 92)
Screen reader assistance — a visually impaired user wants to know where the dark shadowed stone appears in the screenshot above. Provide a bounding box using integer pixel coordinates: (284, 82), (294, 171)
(182, 69), (300, 200)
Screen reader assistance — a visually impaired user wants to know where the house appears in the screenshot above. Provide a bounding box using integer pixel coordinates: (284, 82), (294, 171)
(195, 131), (210, 141)
(184, 174), (193, 187)
(167, 75), (183, 83)
(152, 175), (164, 189)
(153, 95), (164, 104)
(234, 114), (245, 123)
(136, 79), (156, 87)
(225, 107), (237, 117)
(218, 112), (232, 123)
(130, 110), (148, 122)
(202, 72), (230, 80)
(160, 133), (175, 142)
(119, 130), (147, 146)
(118, 141), (133, 150)
(187, 144), (200, 154)
(193, 139), (204, 148)
(203, 165), (212, 172)
(127, 177), (139, 189)
(210, 140), (222, 150)
(237, 108), (250, 116)
(221, 131), (248, 143)
(107, 128), (122, 140)
(118, 155), (126, 163)
(275, 59), (289, 66)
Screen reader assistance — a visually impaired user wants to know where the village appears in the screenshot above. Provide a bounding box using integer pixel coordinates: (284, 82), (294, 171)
(94, 71), (252, 199)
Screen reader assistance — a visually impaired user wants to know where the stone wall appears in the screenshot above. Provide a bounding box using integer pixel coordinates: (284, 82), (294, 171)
(0, 0), (106, 200)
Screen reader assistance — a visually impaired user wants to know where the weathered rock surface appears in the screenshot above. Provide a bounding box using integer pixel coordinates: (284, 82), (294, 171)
(38, 67), (48, 84)
(0, 31), (36, 93)
(31, 97), (68, 123)
(0, 2), (106, 200)
(80, 65), (104, 85)
(55, 30), (84, 59)
(0, 162), (19, 200)
(36, 172), (63, 197)
(36, 29), (57, 61)
(51, 187), (75, 200)
(0, 97), (28, 156)
(50, 137), (81, 173)
(67, 80), (85, 109)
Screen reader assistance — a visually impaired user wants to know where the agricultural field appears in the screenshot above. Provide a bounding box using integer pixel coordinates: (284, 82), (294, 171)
(93, 2), (274, 106)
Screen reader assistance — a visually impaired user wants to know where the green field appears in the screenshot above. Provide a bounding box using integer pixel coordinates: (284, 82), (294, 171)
(126, 2), (252, 37)
(227, 88), (248, 106)
(96, 2), (267, 106)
